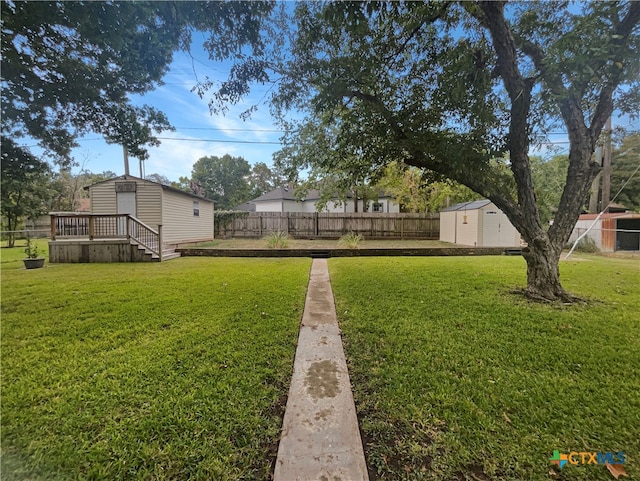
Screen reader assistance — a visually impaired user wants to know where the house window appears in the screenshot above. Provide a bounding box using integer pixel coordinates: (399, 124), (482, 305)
(372, 202), (384, 212)
(193, 201), (200, 217)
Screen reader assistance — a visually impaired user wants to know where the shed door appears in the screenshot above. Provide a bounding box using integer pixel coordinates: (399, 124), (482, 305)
(117, 192), (136, 235)
(482, 210), (500, 246)
(482, 210), (515, 247)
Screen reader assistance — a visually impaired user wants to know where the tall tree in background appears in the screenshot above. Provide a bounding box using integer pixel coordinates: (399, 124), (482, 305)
(204, 1), (640, 301)
(1, 137), (52, 247)
(190, 154), (252, 209)
(247, 162), (286, 197)
(611, 133), (640, 211)
(1, 1), (273, 164)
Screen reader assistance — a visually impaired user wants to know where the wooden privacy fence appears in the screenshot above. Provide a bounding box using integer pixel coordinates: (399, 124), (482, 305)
(216, 212), (440, 239)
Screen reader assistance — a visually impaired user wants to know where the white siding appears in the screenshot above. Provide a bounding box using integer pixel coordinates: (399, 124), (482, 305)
(89, 182), (117, 214)
(161, 189), (213, 245)
(135, 181), (162, 228)
(439, 211), (457, 244)
(321, 200), (350, 213)
(255, 200), (288, 212)
(456, 209), (480, 246)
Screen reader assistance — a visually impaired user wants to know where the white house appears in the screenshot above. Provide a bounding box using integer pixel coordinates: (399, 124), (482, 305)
(249, 187), (400, 213)
(86, 175), (214, 246)
(440, 200), (522, 247)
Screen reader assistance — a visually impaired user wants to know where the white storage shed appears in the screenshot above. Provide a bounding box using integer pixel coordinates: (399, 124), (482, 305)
(440, 200), (522, 247)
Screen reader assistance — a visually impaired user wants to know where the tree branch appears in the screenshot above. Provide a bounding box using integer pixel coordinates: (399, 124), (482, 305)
(478, 1), (542, 237)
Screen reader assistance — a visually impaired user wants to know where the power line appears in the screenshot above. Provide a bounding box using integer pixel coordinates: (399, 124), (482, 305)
(156, 136), (282, 145)
(173, 127), (286, 133)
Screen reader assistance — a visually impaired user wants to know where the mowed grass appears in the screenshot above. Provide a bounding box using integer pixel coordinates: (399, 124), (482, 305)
(1, 254), (311, 480)
(329, 256), (640, 480)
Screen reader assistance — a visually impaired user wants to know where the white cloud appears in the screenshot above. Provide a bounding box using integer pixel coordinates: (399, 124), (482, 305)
(143, 132), (240, 179)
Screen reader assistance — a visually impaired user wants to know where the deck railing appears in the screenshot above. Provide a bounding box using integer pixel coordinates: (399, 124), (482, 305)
(50, 213), (162, 260)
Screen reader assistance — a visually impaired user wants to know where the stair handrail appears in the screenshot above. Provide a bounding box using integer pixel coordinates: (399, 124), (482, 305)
(127, 215), (162, 259)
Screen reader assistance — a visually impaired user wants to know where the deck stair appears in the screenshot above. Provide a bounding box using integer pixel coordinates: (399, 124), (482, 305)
(133, 243), (181, 262)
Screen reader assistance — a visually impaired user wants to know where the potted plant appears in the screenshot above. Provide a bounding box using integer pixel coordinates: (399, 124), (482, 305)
(23, 238), (45, 269)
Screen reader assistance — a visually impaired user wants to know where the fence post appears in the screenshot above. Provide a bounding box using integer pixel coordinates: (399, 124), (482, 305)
(401, 216), (404, 240)
(314, 212), (319, 237)
(89, 216), (95, 240)
(50, 215), (56, 241)
(158, 224), (163, 262)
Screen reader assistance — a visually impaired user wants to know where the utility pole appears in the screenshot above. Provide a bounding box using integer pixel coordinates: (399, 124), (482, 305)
(123, 145), (130, 176)
(588, 145), (602, 213)
(587, 115), (612, 213)
(601, 116), (612, 212)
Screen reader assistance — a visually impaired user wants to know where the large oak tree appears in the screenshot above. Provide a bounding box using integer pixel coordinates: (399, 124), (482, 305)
(204, 1), (640, 301)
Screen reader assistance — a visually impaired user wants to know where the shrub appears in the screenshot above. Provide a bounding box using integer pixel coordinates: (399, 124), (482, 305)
(339, 231), (363, 249)
(575, 236), (600, 253)
(24, 237), (39, 259)
(568, 236), (600, 253)
(264, 231), (289, 248)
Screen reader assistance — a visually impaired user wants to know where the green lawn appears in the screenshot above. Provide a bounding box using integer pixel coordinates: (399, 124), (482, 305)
(330, 256), (640, 480)
(1, 254), (311, 480)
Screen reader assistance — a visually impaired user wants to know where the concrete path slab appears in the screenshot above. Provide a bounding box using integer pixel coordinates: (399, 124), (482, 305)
(274, 259), (369, 481)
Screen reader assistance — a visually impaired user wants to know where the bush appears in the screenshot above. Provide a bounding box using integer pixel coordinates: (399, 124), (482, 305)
(338, 231), (363, 249)
(264, 231), (289, 248)
(570, 236), (600, 253)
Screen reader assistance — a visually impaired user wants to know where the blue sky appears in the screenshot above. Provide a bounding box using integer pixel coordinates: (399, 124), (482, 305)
(59, 41), (285, 181)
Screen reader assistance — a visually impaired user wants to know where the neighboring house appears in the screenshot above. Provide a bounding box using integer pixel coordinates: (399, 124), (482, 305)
(440, 200), (522, 247)
(569, 212), (640, 252)
(235, 201), (256, 212)
(250, 187), (400, 213)
(86, 175), (214, 246)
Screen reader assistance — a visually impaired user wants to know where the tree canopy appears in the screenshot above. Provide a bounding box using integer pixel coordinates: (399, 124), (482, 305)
(190, 155), (283, 209)
(1, 1), (274, 163)
(611, 133), (640, 211)
(191, 154), (252, 210)
(203, 1), (640, 301)
(1, 137), (52, 247)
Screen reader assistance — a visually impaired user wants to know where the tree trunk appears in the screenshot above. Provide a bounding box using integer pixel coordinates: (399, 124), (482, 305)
(6, 213), (17, 248)
(521, 237), (573, 302)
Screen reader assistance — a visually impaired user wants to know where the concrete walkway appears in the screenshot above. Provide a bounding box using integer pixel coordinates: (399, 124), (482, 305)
(273, 259), (369, 481)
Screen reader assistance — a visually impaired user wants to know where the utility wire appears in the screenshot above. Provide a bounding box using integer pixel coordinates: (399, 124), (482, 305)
(155, 137), (282, 145)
